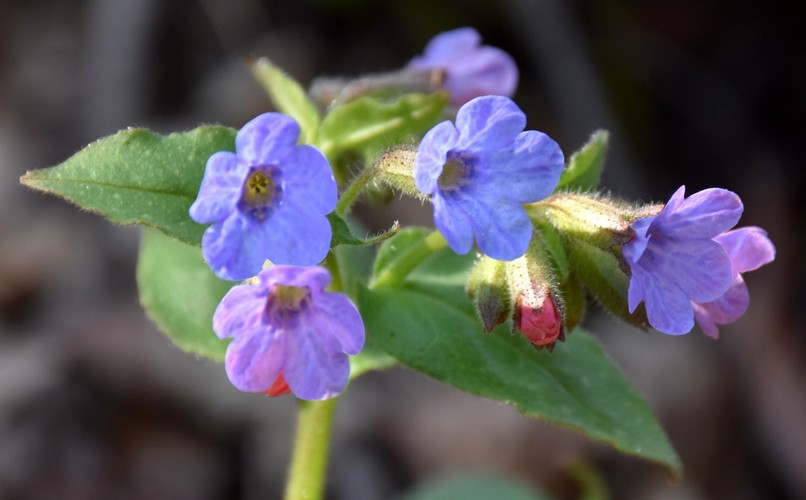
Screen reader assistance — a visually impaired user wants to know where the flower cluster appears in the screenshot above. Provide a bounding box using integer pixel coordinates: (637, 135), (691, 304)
(186, 27), (774, 405)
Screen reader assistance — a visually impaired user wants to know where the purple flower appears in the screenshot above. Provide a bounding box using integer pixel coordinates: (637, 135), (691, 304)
(408, 27), (518, 106)
(414, 95), (564, 260)
(213, 265), (364, 401)
(692, 227), (775, 338)
(190, 113), (337, 280)
(622, 186), (744, 335)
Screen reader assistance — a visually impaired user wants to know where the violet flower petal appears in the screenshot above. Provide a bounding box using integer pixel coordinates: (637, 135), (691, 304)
(235, 113), (299, 166)
(715, 227), (776, 274)
(454, 96), (525, 151)
(225, 327), (285, 392)
(414, 121), (460, 194)
(189, 152), (244, 223)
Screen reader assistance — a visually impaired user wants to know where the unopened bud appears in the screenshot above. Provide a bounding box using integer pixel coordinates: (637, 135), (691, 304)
(564, 236), (649, 329)
(515, 288), (563, 350)
(506, 236), (566, 352)
(527, 193), (636, 249)
(527, 192), (658, 330)
(374, 145), (421, 199)
(467, 256), (512, 332)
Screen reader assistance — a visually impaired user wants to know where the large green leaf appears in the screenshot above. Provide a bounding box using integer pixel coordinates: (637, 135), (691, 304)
(137, 228), (232, 361)
(21, 126), (236, 246)
(361, 244), (681, 476)
(557, 130), (609, 191)
(250, 57), (321, 144)
(316, 92), (448, 160)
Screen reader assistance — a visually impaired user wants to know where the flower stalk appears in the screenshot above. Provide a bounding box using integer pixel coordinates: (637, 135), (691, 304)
(370, 230), (448, 289)
(335, 165), (380, 216)
(284, 398), (338, 500)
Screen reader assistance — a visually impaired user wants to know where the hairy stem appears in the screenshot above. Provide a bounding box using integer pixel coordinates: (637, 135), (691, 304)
(335, 165), (380, 216)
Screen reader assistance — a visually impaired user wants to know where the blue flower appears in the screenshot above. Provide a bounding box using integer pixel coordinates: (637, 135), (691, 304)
(408, 27), (518, 106)
(213, 265), (364, 401)
(622, 186), (744, 334)
(692, 227), (775, 338)
(414, 95), (564, 260)
(190, 113), (337, 280)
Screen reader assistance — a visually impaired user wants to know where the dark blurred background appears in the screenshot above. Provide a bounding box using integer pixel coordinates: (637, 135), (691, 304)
(1, 0), (803, 499)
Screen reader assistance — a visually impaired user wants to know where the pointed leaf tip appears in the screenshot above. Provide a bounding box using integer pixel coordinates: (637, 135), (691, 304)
(558, 129), (609, 191)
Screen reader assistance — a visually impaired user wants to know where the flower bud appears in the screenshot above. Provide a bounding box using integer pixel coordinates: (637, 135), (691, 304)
(374, 145), (421, 199)
(527, 193), (639, 249)
(467, 256), (512, 332)
(515, 291), (562, 349)
(527, 192), (659, 329)
(506, 236), (566, 352)
(564, 233), (649, 329)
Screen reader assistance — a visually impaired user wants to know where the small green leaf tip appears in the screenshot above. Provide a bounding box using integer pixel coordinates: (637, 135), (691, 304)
(250, 57), (321, 144)
(558, 129), (609, 191)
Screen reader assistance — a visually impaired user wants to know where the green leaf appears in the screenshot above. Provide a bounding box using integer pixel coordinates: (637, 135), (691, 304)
(137, 228), (232, 361)
(360, 250), (681, 476)
(316, 92), (448, 160)
(557, 130), (609, 191)
(334, 244), (374, 300)
(328, 212), (399, 247)
(251, 57), (321, 144)
(21, 126), (236, 246)
(328, 212), (366, 246)
(534, 220), (570, 280)
(401, 474), (553, 500)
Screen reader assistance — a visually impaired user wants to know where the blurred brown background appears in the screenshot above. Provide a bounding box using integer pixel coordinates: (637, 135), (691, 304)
(1, 0), (803, 499)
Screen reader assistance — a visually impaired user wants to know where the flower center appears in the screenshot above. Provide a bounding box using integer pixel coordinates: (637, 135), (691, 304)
(240, 167), (281, 221)
(265, 284), (311, 323)
(438, 151), (474, 191)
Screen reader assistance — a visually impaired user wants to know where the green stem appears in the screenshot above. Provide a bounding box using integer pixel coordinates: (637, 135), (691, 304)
(335, 165), (380, 216)
(284, 398), (338, 500)
(370, 230), (448, 289)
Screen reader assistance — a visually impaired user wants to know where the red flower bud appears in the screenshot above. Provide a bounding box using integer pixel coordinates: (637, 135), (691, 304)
(263, 372), (291, 397)
(515, 293), (563, 351)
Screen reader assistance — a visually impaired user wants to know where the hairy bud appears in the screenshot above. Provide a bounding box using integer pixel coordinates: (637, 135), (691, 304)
(467, 256), (512, 332)
(506, 236), (567, 352)
(515, 291), (562, 349)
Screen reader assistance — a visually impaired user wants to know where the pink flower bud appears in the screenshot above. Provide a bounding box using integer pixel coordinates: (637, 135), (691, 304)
(516, 293), (563, 351)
